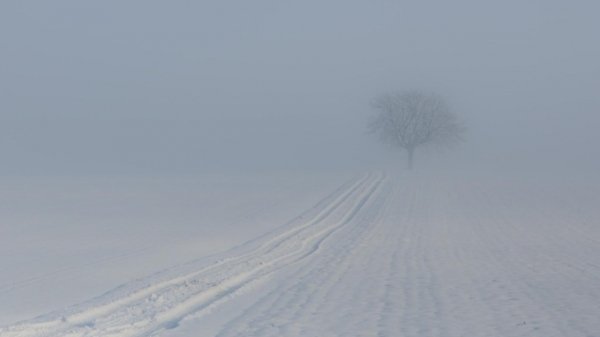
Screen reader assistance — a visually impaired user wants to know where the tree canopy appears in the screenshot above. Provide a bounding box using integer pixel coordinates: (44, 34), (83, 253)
(369, 91), (465, 168)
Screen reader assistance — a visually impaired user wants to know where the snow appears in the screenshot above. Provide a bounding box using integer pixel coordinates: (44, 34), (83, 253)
(0, 172), (350, 326)
(2, 170), (600, 336)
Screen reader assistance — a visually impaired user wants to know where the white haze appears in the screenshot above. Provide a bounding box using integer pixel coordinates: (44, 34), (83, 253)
(3, 2), (600, 335)
(1, 0), (599, 175)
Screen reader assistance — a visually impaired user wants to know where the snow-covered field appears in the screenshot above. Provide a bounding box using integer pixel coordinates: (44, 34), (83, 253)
(0, 172), (351, 326)
(2, 170), (600, 337)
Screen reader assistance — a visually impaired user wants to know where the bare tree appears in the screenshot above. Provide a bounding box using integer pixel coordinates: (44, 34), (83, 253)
(369, 90), (465, 169)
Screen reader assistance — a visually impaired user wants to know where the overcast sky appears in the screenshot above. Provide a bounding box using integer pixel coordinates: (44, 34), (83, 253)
(1, 0), (599, 174)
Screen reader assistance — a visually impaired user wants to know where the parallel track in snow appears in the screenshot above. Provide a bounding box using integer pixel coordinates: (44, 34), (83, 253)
(5, 172), (600, 337)
(0, 172), (386, 337)
(203, 175), (600, 337)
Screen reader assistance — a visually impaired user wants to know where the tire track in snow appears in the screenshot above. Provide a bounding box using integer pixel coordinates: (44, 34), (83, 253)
(0, 172), (384, 337)
(212, 174), (600, 337)
(213, 173), (392, 337)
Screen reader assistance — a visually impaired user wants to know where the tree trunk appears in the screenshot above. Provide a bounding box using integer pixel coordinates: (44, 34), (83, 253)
(407, 148), (414, 170)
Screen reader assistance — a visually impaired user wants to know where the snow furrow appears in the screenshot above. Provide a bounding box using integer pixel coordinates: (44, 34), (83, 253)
(213, 172), (391, 337)
(0, 172), (385, 337)
(4, 172), (600, 337)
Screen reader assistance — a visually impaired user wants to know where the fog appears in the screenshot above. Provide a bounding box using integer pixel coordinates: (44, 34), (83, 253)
(4, 2), (600, 332)
(2, 0), (599, 175)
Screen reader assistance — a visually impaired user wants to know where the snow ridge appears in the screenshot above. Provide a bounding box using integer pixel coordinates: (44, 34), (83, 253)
(0, 172), (386, 337)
